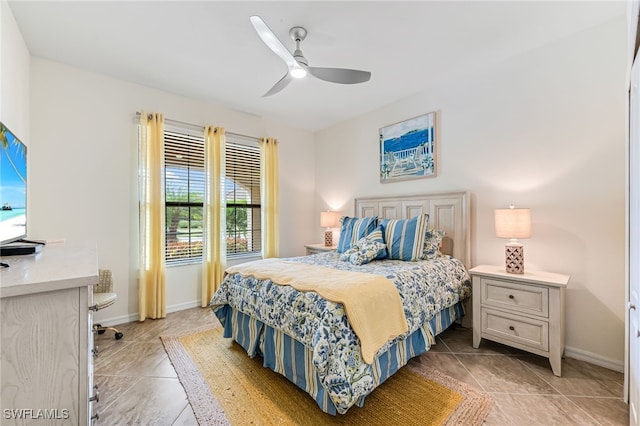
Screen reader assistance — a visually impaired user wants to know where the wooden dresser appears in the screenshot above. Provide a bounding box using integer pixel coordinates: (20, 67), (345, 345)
(0, 241), (99, 424)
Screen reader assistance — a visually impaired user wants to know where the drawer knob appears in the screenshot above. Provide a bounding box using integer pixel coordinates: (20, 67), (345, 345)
(508, 294), (515, 300)
(509, 325), (515, 331)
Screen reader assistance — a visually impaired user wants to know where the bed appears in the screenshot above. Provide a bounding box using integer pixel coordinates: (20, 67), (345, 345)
(209, 192), (472, 415)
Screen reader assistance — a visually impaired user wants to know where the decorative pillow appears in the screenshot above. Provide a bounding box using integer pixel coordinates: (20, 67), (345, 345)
(348, 240), (388, 265)
(339, 225), (388, 263)
(339, 246), (358, 262)
(379, 214), (429, 261)
(421, 229), (446, 260)
(336, 216), (378, 253)
(364, 224), (388, 259)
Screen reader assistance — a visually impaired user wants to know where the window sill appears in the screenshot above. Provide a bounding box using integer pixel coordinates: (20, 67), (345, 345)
(227, 253), (262, 266)
(166, 253), (263, 268)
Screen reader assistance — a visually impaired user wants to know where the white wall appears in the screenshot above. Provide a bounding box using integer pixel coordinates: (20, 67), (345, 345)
(0, 0), (30, 137)
(315, 17), (627, 368)
(29, 58), (316, 323)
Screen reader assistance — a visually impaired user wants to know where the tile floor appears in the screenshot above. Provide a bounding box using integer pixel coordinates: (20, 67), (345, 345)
(92, 307), (628, 425)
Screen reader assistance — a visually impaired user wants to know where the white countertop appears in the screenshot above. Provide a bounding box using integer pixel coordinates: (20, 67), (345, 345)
(0, 241), (98, 298)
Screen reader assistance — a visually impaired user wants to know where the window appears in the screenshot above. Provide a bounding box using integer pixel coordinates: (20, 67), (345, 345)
(226, 140), (261, 256)
(164, 127), (205, 263)
(163, 125), (261, 264)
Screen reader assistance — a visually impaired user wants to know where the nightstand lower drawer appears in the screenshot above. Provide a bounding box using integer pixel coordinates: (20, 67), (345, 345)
(482, 308), (549, 351)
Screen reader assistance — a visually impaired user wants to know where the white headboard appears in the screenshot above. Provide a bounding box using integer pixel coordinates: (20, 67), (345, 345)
(354, 191), (470, 267)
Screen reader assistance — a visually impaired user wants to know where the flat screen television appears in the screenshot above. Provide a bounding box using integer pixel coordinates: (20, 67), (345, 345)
(0, 121), (27, 245)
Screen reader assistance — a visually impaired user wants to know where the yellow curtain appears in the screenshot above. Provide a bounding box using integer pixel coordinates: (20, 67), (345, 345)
(260, 137), (279, 258)
(138, 112), (166, 321)
(202, 126), (227, 306)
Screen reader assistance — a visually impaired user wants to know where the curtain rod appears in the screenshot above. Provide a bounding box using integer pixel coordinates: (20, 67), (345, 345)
(135, 112), (258, 140)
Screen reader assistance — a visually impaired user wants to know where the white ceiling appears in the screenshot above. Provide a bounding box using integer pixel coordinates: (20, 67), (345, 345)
(8, 1), (626, 132)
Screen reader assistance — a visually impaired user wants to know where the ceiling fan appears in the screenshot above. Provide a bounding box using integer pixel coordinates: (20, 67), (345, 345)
(250, 15), (372, 97)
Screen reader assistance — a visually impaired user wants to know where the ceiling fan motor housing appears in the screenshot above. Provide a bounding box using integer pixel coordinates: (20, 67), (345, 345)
(293, 50), (308, 66)
(250, 16), (371, 96)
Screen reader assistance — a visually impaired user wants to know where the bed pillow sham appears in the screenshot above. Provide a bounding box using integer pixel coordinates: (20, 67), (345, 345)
(336, 216), (378, 253)
(379, 213), (429, 261)
(421, 229), (446, 260)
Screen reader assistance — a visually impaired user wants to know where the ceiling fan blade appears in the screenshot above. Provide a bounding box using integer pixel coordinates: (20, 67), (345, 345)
(250, 15), (297, 69)
(307, 67), (371, 84)
(263, 72), (293, 97)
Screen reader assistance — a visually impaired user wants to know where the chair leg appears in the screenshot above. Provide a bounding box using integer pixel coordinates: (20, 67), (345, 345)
(94, 324), (124, 340)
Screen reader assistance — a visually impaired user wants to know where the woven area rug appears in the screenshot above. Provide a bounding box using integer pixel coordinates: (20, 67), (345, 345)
(161, 326), (493, 425)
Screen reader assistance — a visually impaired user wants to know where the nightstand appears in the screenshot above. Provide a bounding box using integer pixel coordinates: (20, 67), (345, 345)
(469, 265), (569, 376)
(304, 243), (337, 255)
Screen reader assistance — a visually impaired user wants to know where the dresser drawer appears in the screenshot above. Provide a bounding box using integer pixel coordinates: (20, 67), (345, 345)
(481, 278), (548, 317)
(482, 308), (549, 351)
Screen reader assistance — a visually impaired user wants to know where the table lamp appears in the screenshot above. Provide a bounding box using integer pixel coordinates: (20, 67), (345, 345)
(320, 211), (340, 246)
(494, 205), (531, 274)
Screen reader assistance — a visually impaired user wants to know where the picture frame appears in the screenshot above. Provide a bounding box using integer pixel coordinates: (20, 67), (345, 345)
(379, 112), (436, 183)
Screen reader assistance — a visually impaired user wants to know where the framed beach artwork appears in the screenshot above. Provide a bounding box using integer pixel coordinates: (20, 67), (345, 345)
(379, 112), (436, 183)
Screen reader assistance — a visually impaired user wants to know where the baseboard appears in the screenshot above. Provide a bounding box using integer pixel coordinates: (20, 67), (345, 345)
(166, 300), (202, 314)
(95, 312), (137, 327)
(94, 300), (202, 327)
(564, 345), (624, 373)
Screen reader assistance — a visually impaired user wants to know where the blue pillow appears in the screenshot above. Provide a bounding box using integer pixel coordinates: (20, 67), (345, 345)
(379, 214), (429, 261)
(336, 216), (378, 253)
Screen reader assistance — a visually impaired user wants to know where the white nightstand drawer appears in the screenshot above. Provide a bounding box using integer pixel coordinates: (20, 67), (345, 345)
(481, 278), (548, 317)
(482, 308), (549, 351)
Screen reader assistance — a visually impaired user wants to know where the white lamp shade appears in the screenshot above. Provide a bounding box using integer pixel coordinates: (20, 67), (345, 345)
(320, 211), (340, 228)
(495, 208), (531, 239)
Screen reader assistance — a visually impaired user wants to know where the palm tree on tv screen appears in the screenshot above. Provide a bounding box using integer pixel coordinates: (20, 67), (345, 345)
(0, 122), (26, 184)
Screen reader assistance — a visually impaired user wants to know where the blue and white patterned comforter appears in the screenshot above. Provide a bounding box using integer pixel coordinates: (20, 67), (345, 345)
(209, 252), (471, 413)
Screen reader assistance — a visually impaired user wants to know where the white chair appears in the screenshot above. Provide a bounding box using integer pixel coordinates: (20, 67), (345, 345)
(92, 269), (123, 340)
(391, 149), (418, 174)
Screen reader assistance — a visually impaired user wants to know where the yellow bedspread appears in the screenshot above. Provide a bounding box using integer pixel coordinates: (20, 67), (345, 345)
(225, 258), (409, 364)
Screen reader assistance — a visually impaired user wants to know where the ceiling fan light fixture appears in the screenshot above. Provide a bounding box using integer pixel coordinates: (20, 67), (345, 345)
(290, 67), (307, 79)
(250, 16), (371, 96)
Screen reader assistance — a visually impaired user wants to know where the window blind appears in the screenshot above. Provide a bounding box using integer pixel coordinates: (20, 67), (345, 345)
(225, 139), (261, 256)
(160, 125), (262, 263)
(164, 129), (205, 262)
